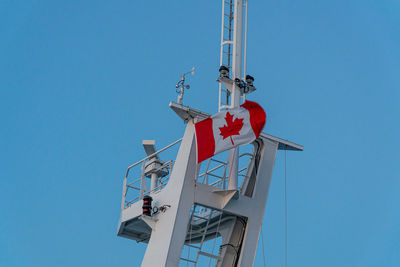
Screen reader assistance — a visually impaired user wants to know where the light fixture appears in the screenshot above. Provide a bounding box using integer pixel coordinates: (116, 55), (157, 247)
(219, 65), (229, 78)
(246, 75), (254, 87)
(234, 78), (245, 89)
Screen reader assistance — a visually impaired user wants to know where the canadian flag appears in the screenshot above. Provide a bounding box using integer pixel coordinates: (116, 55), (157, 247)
(195, 101), (266, 163)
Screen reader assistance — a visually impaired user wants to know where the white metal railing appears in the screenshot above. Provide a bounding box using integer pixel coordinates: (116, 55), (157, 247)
(121, 139), (255, 210)
(121, 138), (182, 209)
(196, 147), (255, 191)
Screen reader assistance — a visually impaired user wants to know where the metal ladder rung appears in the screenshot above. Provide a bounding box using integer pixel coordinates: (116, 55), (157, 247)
(180, 258), (196, 263)
(193, 214), (209, 220)
(206, 173), (223, 179)
(222, 39), (233, 43)
(186, 244), (201, 249)
(198, 251), (221, 260)
(126, 185), (141, 190)
(224, 1), (233, 5)
(210, 158), (228, 164)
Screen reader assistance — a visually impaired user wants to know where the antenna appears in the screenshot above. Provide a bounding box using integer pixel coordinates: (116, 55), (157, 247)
(175, 67), (195, 104)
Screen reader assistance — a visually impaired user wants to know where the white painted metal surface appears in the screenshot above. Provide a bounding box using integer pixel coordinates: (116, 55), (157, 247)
(218, 0), (249, 111)
(117, 1), (303, 266)
(117, 114), (302, 266)
(225, 0), (245, 192)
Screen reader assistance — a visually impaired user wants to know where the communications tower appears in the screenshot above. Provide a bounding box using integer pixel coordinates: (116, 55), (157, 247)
(117, 1), (303, 266)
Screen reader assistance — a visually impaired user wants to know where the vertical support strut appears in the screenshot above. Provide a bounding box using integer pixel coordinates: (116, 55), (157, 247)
(227, 0), (244, 190)
(231, 0), (243, 104)
(242, 0), (248, 103)
(150, 172), (158, 191)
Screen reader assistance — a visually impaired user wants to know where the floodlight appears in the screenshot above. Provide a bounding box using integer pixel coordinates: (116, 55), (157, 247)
(246, 75), (254, 87)
(219, 65), (229, 78)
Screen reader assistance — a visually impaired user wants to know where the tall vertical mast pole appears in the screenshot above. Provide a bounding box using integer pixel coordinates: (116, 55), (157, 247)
(228, 0), (244, 190)
(231, 0), (243, 106)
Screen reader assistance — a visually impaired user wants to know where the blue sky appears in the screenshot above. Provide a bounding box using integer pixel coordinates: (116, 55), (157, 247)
(0, 0), (399, 266)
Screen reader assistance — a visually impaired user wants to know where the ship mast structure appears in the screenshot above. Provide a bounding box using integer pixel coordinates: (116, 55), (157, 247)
(117, 1), (303, 266)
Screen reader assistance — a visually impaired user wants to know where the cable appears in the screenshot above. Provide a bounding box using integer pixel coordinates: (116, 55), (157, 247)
(261, 227), (266, 267)
(284, 148), (288, 267)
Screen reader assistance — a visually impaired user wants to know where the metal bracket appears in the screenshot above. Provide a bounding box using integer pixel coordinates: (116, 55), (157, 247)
(140, 215), (158, 230)
(169, 102), (210, 122)
(212, 189), (239, 208)
(217, 76), (234, 92)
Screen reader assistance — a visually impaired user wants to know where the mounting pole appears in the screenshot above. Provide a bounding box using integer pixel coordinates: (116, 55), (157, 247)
(231, 0), (243, 104)
(228, 0), (244, 190)
(177, 74), (185, 104)
(176, 67), (195, 104)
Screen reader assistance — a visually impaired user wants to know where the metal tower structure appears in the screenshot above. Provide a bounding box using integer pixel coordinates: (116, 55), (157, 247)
(218, 0), (248, 111)
(117, 1), (303, 266)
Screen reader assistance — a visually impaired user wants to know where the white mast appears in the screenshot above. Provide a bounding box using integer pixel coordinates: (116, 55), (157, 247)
(219, 0), (247, 191)
(218, 0), (249, 110)
(231, 0), (244, 104)
(226, 0), (243, 191)
(117, 1), (303, 266)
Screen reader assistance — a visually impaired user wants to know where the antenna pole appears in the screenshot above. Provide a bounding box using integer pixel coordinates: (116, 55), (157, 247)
(228, 0), (244, 190)
(176, 67), (194, 104)
(177, 74), (185, 104)
(231, 0), (243, 107)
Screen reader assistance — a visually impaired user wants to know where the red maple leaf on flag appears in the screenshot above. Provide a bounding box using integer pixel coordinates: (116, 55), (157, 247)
(219, 112), (244, 145)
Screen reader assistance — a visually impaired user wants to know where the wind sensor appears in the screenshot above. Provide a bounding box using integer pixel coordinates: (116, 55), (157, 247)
(176, 67), (195, 104)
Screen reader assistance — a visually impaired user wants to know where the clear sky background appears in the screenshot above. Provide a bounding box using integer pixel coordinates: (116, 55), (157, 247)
(1, 0), (399, 266)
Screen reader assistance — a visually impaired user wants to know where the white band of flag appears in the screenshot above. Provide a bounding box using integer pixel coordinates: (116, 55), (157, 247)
(195, 101), (266, 163)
